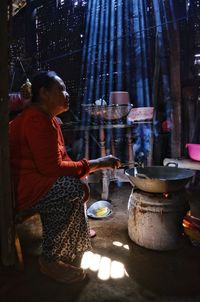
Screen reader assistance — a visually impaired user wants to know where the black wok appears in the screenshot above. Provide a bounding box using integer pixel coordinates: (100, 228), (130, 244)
(125, 166), (195, 193)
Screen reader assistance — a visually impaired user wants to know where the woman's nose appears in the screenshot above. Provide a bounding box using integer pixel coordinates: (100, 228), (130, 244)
(65, 92), (69, 99)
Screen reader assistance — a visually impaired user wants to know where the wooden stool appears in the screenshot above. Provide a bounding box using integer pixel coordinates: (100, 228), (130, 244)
(14, 209), (38, 271)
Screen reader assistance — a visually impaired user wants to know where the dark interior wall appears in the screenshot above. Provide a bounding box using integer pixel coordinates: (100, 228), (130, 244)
(9, 1), (199, 159)
(0, 0), (15, 266)
(10, 2), (197, 100)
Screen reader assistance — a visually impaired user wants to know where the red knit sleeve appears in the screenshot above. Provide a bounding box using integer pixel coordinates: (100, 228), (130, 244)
(24, 113), (90, 178)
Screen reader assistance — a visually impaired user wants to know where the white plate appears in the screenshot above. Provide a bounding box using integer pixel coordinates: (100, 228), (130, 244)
(87, 200), (112, 219)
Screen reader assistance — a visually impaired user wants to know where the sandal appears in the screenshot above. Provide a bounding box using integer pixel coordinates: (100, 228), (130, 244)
(39, 256), (86, 284)
(89, 229), (96, 238)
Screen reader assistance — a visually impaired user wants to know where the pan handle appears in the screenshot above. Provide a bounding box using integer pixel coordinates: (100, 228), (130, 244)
(135, 173), (149, 179)
(165, 162), (178, 168)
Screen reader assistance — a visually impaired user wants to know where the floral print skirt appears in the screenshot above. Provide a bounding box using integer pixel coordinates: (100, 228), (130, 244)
(32, 176), (92, 263)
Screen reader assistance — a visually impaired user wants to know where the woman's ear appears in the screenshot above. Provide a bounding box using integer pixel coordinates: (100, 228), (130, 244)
(39, 87), (49, 100)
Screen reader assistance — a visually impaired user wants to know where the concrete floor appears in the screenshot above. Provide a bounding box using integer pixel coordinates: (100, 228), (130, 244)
(0, 182), (200, 302)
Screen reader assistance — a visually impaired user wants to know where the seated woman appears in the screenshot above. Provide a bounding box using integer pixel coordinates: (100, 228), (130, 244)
(9, 71), (121, 284)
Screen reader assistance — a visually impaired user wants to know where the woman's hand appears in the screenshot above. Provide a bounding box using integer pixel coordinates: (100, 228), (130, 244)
(98, 155), (121, 169)
(89, 155), (121, 173)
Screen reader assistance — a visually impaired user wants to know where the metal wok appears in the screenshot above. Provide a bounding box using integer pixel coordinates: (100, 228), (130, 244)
(125, 166), (195, 193)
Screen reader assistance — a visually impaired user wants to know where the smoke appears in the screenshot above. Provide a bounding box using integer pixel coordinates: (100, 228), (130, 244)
(133, 124), (152, 163)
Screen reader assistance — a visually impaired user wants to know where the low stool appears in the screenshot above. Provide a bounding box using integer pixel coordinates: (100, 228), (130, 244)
(15, 209), (39, 271)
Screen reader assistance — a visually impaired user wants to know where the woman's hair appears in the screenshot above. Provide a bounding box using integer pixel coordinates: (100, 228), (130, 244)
(31, 70), (57, 103)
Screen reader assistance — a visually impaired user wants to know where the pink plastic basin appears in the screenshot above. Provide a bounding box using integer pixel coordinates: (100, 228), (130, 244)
(186, 144), (200, 161)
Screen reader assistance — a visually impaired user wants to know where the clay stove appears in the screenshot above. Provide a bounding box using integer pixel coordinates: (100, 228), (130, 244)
(125, 165), (194, 251)
(128, 189), (189, 251)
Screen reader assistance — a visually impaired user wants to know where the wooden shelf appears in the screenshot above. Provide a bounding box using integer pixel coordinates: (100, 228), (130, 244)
(163, 158), (200, 170)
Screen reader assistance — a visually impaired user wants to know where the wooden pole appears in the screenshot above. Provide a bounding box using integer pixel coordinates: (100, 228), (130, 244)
(0, 0), (15, 266)
(169, 25), (181, 158)
(151, 34), (161, 164)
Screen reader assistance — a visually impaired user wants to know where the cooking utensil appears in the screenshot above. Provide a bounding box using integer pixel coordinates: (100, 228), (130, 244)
(186, 144), (200, 161)
(125, 166), (195, 193)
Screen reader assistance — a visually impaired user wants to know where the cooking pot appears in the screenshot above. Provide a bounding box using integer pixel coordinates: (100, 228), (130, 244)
(125, 166), (195, 193)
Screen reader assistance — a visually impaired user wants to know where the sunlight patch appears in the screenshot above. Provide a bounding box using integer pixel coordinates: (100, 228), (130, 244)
(112, 241), (129, 250)
(80, 251), (128, 280)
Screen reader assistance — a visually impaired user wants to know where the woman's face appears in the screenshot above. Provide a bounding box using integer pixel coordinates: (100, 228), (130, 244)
(44, 76), (70, 116)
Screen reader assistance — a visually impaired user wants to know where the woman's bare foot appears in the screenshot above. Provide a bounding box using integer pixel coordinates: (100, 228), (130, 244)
(39, 256), (86, 284)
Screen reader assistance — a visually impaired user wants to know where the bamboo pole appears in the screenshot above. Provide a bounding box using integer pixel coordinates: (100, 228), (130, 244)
(0, 0), (15, 266)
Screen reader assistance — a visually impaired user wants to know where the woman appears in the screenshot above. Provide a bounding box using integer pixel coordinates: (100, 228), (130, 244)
(9, 71), (121, 284)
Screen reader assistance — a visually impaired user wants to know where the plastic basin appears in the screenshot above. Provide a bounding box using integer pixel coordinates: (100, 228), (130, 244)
(186, 144), (200, 161)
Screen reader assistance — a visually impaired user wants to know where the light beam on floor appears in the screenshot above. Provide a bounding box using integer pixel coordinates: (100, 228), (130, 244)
(80, 251), (128, 280)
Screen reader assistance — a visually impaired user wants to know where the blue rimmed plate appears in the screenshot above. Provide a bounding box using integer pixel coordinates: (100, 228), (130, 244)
(87, 200), (112, 219)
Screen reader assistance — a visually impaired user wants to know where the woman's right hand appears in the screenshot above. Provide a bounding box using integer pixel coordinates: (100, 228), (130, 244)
(89, 155), (121, 173)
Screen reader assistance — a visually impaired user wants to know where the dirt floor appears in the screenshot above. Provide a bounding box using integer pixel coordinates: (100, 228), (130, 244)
(0, 181), (200, 302)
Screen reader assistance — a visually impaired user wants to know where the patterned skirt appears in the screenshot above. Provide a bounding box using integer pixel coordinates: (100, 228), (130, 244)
(32, 176), (92, 263)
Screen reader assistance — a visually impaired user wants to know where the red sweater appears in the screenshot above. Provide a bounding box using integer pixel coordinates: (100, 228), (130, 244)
(9, 106), (90, 209)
